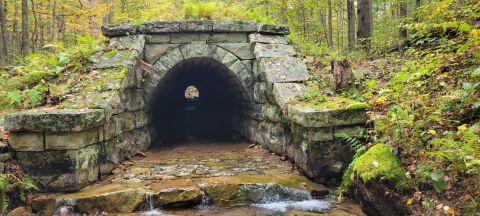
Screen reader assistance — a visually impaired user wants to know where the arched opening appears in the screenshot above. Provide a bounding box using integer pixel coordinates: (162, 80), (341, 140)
(150, 57), (252, 145)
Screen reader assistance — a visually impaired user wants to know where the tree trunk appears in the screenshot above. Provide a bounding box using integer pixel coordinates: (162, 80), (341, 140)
(327, 0), (333, 49)
(50, 0), (56, 42)
(399, 1), (408, 38)
(347, 0), (355, 50)
(331, 59), (354, 91)
(13, 0), (20, 54)
(30, 0), (37, 53)
(121, 0), (126, 13)
(357, 0), (373, 48)
(0, 0), (8, 58)
(21, 0), (28, 56)
(416, 0), (422, 8)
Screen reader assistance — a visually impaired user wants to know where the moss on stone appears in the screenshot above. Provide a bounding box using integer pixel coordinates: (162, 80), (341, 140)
(352, 144), (411, 189)
(297, 97), (369, 111)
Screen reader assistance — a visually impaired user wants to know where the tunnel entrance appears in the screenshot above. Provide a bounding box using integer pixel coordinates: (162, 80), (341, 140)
(150, 58), (252, 145)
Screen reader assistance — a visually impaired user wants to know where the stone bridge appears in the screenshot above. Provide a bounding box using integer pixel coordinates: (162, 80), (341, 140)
(4, 21), (368, 192)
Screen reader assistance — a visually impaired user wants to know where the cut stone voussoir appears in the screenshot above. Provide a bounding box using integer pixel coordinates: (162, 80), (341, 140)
(4, 109), (105, 132)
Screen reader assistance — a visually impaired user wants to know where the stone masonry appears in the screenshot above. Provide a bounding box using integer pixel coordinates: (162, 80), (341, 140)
(5, 20), (368, 191)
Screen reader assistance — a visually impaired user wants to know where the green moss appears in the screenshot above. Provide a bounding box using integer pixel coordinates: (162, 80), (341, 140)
(352, 144), (411, 189)
(298, 97), (369, 111)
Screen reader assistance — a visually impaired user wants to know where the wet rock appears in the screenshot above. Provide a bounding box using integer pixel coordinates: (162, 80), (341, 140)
(102, 24), (138, 37)
(153, 187), (204, 208)
(6, 207), (36, 216)
(32, 196), (56, 216)
(353, 180), (411, 216)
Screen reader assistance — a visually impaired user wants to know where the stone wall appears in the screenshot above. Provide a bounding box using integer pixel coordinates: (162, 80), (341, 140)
(5, 20), (369, 192)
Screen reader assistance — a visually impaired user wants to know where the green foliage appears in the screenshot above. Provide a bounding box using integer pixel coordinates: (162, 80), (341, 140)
(0, 174), (38, 213)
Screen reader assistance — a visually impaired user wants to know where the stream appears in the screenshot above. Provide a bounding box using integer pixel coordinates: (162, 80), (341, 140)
(40, 139), (365, 216)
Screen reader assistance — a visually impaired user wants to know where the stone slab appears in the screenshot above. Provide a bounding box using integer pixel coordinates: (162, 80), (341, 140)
(16, 145), (99, 191)
(288, 106), (369, 128)
(171, 33), (200, 43)
(214, 43), (254, 60)
(108, 35), (145, 53)
(272, 83), (308, 108)
(45, 127), (100, 150)
(249, 33), (288, 44)
(140, 21), (182, 33)
(207, 33), (248, 43)
(257, 23), (290, 35)
(4, 109), (105, 132)
(145, 44), (179, 64)
(145, 34), (171, 43)
(212, 20), (257, 32)
(258, 57), (309, 83)
(253, 43), (296, 58)
(8, 132), (44, 151)
(101, 24), (138, 37)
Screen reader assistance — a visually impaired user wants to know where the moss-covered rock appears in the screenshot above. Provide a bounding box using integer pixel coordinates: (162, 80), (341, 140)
(352, 144), (410, 189)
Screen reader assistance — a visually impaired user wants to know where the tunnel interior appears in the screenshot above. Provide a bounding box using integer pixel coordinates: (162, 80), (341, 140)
(150, 58), (252, 145)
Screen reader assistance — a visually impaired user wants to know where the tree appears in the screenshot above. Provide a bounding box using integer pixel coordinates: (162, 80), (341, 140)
(347, 0), (355, 49)
(399, 1), (408, 38)
(21, 0), (29, 56)
(327, 0), (333, 49)
(0, 0), (8, 58)
(357, 0), (373, 46)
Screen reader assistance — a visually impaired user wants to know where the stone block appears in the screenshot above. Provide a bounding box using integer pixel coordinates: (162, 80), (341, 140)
(253, 43), (296, 58)
(212, 20), (257, 32)
(241, 60), (253, 71)
(144, 44), (179, 64)
(179, 20), (213, 32)
(249, 33), (288, 44)
(4, 109), (104, 132)
(257, 121), (290, 156)
(45, 127), (100, 150)
(125, 89), (145, 111)
(171, 33), (200, 43)
(134, 110), (147, 128)
(208, 33), (248, 43)
(108, 35), (145, 53)
(101, 24), (138, 37)
(250, 104), (283, 123)
(272, 83), (308, 108)
(92, 50), (139, 69)
(16, 145), (99, 192)
(292, 124), (333, 142)
(258, 57), (309, 83)
(8, 132), (44, 151)
(253, 82), (268, 103)
(214, 43), (254, 60)
(334, 125), (366, 139)
(145, 34), (171, 44)
(257, 23), (290, 35)
(140, 21), (182, 33)
(158, 47), (184, 69)
(179, 41), (211, 59)
(288, 105), (369, 128)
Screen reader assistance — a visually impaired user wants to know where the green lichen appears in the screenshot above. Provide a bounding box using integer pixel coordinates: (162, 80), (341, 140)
(352, 144), (411, 189)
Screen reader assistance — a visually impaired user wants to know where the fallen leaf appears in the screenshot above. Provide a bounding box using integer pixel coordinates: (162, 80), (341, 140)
(458, 124), (468, 131)
(372, 160), (379, 168)
(407, 198), (413, 205)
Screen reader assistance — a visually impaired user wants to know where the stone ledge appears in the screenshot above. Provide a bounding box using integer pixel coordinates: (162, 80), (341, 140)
(288, 104), (369, 128)
(258, 57), (309, 83)
(5, 109), (105, 132)
(103, 21), (290, 37)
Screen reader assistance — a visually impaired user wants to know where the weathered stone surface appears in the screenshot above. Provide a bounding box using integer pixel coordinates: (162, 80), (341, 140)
(207, 33), (248, 43)
(32, 196), (56, 216)
(144, 44), (179, 64)
(334, 125), (366, 138)
(108, 35), (145, 53)
(179, 41), (211, 60)
(171, 33), (200, 43)
(145, 34), (171, 43)
(125, 89), (145, 111)
(16, 145), (99, 191)
(292, 124), (333, 142)
(214, 43), (254, 60)
(258, 57), (309, 83)
(288, 106), (369, 128)
(212, 20), (257, 32)
(45, 127), (100, 150)
(134, 110), (147, 128)
(250, 104), (283, 123)
(73, 185), (146, 214)
(272, 83), (308, 108)
(140, 21), (182, 33)
(8, 132), (44, 151)
(101, 24), (138, 37)
(153, 187), (204, 208)
(157, 47), (184, 69)
(254, 43), (296, 58)
(249, 33), (288, 44)
(254, 82), (268, 103)
(92, 50), (139, 69)
(257, 121), (290, 155)
(257, 23), (290, 35)
(4, 109), (104, 132)
(6, 207), (36, 216)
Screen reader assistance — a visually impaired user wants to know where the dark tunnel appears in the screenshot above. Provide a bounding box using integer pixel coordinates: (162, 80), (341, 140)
(149, 58), (252, 145)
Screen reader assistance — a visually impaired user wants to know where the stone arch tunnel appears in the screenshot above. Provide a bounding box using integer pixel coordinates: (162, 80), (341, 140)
(150, 57), (253, 142)
(4, 20), (369, 192)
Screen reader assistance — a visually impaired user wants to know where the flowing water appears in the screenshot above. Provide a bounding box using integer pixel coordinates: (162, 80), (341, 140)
(48, 138), (365, 216)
